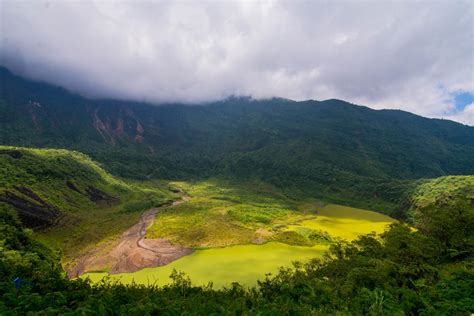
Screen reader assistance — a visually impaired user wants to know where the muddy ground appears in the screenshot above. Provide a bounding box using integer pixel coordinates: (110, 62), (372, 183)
(67, 192), (192, 278)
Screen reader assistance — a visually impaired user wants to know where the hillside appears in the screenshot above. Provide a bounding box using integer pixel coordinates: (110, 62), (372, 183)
(1, 67), (473, 214)
(409, 176), (474, 258)
(0, 146), (175, 261)
(410, 176), (474, 210)
(1, 175), (472, 314)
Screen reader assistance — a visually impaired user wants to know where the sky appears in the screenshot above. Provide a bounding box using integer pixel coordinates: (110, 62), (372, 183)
(1, 0), (473, 125)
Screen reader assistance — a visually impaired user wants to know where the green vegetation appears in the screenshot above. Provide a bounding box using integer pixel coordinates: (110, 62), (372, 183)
(146, 180), (395, 249)
(85, 185), (395, 287)
(1, 175), (472, 314)
(2, 67), (473, 216)
(410, 175), (474, 209)
(0, 147), (395, 275)
(0, 68), (473, 313)
(409, 175), (474, 261)
(0, 146), (174, 263)
(146, 180), (295, 247)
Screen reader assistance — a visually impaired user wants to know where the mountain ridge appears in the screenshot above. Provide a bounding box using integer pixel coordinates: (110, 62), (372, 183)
(1, 66), (473, 214)
(2, 65), (471, 126)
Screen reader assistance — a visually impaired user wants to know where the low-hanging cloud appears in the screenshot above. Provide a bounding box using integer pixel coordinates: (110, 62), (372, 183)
(1, 0), (473, 125)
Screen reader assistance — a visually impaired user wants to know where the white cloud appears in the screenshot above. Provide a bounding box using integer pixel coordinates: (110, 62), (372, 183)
(0, 0), (473, 124)
(445, 103), (474, 126)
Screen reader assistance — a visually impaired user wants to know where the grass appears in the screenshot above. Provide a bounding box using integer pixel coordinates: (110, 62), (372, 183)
(147, 180), (397, 248)
(146, 179), (397, 248)
(146, 180), (297, 247)
(0, 146), (176, 263)
(83, 242), (328, 288)
(80, 179), (397, 287)
(87, 198), (394, 287)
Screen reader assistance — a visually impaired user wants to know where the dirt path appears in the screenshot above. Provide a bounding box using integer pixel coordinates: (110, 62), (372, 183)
(67, 190), (192, 278)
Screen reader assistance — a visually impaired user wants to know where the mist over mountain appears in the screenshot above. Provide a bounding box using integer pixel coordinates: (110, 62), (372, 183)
(1, 1), (473, 314)
(1, 66), (473, 214)
(2, 0), (473, 125)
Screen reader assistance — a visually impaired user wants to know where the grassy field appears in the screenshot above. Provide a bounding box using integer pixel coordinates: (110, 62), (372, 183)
(84, 201), (395, 287)
(146, 180), (396, 248)
(83, 242), (328, 288)
(146, 180), (299, 247)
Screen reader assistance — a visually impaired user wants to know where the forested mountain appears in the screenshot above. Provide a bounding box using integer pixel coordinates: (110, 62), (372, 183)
(1, 67), (473, 213)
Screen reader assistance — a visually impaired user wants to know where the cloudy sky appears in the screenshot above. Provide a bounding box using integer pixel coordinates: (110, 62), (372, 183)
(1, 0), (473, 125)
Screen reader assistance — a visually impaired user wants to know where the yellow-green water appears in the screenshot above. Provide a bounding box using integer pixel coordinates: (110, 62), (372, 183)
(83, 242), (328, 288)
(287, 204), (396, 240)
(83, 203), (396, 288)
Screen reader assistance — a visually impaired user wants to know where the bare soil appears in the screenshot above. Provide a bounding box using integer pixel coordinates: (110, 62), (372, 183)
(67, 192), (192, 278)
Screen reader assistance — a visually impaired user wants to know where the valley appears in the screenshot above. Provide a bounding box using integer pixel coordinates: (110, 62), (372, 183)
(0, 70), (472, 314)
(81, 197), (395, 287)
(0, 146), (397, 287)
(1, 2), (473, 312)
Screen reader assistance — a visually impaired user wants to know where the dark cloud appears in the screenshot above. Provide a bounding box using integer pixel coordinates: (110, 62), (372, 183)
(1, 0), (473, 124)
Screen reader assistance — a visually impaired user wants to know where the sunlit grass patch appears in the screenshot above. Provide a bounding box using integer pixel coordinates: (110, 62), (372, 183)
(81, 180), (399, 287)
(146, 179), (299, 247)
(147, 180), (397, 247)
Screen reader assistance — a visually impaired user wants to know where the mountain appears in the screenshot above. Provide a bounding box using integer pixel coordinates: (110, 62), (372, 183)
(1, 67), (473, 214)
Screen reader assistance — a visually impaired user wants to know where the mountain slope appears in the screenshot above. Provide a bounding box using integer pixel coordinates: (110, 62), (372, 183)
(1, 67), (473, 213)
(0, 145), (174, 260)
(409, 175), (474, 258)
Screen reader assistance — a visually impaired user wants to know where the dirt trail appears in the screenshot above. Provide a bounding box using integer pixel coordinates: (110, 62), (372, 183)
(67, 191), (192, 278)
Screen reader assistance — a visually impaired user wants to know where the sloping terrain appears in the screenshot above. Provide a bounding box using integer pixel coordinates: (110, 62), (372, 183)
(410, 175), (474, 210)
(68, 193), (192, 278)
(409, 175), (474, 258)
(1, 67), (473, 214)
(0, 146), (175, 262)
(0, 146), (396, 276)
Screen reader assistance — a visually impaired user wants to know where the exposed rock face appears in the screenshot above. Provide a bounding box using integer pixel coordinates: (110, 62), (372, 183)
(0, 149), (23, 159)
(0, 186), (61, 229)
(84, 185), (118, 204)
